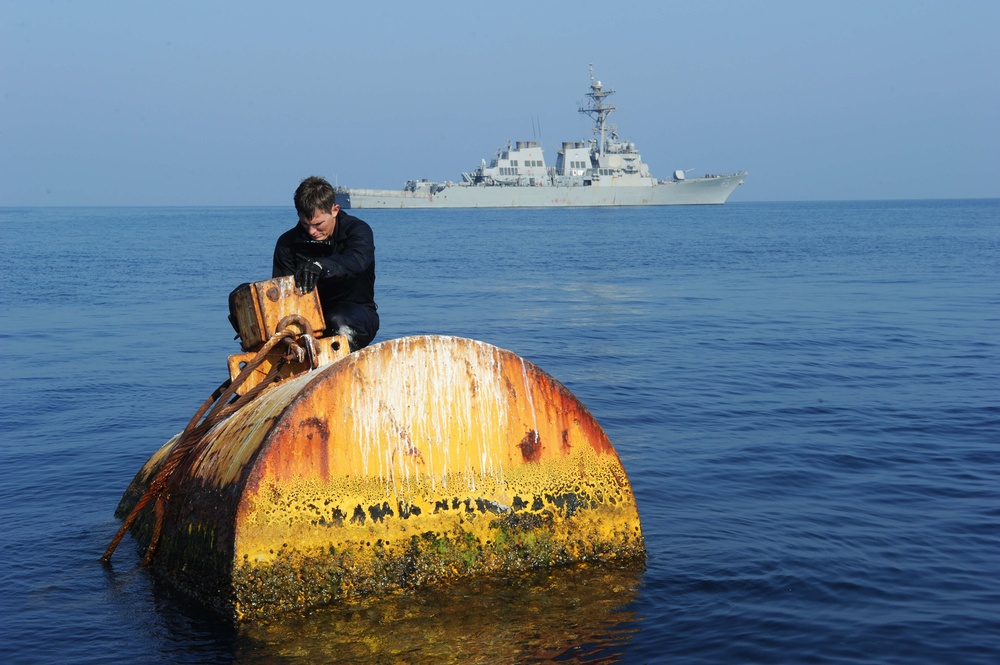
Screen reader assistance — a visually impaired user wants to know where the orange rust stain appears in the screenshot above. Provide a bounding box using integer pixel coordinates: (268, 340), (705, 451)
(295, 416), (331, 481)
(518, 430), (542, 462)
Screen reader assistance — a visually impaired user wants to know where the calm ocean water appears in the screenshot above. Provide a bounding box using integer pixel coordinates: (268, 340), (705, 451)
(1, 200), (997, 664)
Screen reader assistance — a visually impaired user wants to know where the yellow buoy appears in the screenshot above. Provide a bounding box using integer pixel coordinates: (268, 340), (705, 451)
(111, 280), (644, 621)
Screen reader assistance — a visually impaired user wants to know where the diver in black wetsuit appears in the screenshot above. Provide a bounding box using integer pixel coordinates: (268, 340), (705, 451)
(271, 176), (378, 351)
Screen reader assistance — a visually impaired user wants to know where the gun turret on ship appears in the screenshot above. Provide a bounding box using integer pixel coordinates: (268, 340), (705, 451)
(338, 67), (747, 209)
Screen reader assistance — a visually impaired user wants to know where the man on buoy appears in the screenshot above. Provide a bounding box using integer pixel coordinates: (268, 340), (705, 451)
(272, 176), (378, 351)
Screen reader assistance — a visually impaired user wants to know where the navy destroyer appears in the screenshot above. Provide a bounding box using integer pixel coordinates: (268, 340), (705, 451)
(338, 67), (747, 209)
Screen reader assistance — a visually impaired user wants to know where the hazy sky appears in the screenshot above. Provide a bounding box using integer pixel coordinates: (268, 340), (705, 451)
(2, 0), (998, 205)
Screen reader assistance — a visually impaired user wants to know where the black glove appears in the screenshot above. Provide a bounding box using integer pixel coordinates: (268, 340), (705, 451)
(294, 259), (324, 294)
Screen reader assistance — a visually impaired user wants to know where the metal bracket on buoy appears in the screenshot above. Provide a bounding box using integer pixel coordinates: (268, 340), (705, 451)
(229, 276), (326, 351)
(226, 276), (350, 395)
(226, 336), (348, 396)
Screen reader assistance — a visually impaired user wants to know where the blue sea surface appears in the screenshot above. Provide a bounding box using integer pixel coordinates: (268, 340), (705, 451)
(1, 200), (997, 664)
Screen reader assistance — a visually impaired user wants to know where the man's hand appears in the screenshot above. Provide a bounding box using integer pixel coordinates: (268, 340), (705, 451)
(295, 260), (323, 294)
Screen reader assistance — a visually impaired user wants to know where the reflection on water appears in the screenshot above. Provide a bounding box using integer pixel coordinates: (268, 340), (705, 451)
(234, 562), (644, 664)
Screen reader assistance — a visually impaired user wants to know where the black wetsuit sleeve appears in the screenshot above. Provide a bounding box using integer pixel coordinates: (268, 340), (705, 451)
(272, 228), (298, 278)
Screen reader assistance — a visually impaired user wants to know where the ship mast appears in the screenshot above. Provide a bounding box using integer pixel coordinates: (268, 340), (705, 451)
(579, 64), (616, 157)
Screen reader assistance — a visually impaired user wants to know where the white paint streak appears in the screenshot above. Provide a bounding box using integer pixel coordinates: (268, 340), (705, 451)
(520, 356), (540, 439)
(347, 336), (514, 502)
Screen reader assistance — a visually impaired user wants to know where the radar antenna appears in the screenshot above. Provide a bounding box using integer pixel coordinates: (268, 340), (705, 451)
(579, 64), (617, 157)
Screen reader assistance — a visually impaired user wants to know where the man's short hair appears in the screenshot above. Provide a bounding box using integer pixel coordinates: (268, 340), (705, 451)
(294, 176), (337, 219)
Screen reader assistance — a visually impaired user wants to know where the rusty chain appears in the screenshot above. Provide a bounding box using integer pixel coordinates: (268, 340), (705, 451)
(101, 316), (319, 565)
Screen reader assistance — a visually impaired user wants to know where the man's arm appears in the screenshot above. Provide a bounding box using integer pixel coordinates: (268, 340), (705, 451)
(272, 229), (298, 278)
(312, 217), (375, 279)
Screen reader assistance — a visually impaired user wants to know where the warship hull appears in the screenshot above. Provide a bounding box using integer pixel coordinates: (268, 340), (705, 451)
(339, 172), (745, 209)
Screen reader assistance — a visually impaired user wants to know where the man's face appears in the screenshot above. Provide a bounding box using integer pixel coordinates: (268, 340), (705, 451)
(299, 205), (339, 241)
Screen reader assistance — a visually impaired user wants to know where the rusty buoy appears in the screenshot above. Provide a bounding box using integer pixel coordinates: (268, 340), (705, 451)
(110, 281), (644, 622)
